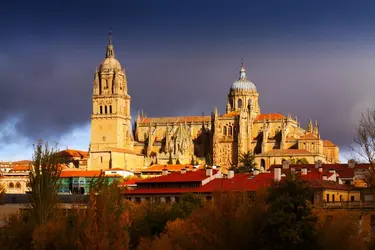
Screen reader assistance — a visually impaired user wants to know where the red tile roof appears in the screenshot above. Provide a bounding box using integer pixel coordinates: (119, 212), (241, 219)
(56, 149), (89, 158)
(142, 164), (202, 172)
(11, 165), (31, 171)
(255, 113), (285, 121)
(221, 111), (240, 117)
(139, 116), (211, 124)
(300, 133), (319, 140)
(323, 140), (336, 147)
(136, 169), (218, 183)
(307, 179), (352, 191)
(259, 149), (312, 156)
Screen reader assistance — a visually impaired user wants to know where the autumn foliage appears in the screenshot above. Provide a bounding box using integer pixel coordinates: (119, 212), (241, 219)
(0, 165), (371, 250)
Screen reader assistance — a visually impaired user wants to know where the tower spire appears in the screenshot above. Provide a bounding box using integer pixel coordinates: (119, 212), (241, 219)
(239, 60), (247, 80)
(106, 28), (115, 58)
(108, 28), (112, 45)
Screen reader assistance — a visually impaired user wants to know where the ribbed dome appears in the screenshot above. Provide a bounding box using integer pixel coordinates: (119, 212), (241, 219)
(100, 57), (122, 71)
(231, 64), (257, 91)
(99, 33), (122, 72)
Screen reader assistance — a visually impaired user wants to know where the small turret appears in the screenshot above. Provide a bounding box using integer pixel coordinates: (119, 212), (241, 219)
(226, 101), (231, 113)
(307, 118), (313, 133)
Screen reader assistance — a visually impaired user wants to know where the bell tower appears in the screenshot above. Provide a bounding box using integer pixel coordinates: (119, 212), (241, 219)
(89, 31), (133, 169)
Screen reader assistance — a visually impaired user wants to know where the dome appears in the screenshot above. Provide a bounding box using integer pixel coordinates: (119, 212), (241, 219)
(230, 64), (257, 91)
(100, 57), (122, 72)
(99, 33), (122, 72)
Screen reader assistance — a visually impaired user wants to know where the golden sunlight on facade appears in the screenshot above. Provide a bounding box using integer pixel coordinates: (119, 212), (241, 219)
(88, 34), (339, 171)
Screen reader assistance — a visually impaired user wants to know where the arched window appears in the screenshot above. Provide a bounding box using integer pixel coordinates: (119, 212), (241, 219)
(100, 106), (103, 114)
(109, 105), (112, 114)
(104, 106), (108, 114)
(9, 182), (14, 188)
(260, 159), (266, 171)
(16, 182), (21, 189)
(228, 126), (233, 136)
(248, 99), (252, 107)
(223, 126), (227, 135)
(100, 156), (103, 163)
(237, 99), (243, 109)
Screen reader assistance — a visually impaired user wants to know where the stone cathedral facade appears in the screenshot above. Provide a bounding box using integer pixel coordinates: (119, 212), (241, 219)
(89, 35), (340, 171)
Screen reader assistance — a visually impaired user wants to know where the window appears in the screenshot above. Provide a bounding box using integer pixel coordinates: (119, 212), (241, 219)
(15, 182), (21, 189)
(351, 196), (355, 202)
(100, 156), (103, 163)
(109, 105), (112, 114)
(105, 106), (108, 114)
(9, 182), (14, 188)
(332, 194), (335, 202)
(340, 195), (342, 201)
(100, 106), (103, 114)
(228, 126), (233, 136)
(223, 126), (227, 135)
(237, 99), (243, 109)
(326, 194), (329, 202)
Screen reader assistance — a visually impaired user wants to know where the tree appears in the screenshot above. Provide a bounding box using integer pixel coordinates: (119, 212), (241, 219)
(290, 158), (309, 165)
(349, 109), (375, 187)
(229, 151), (256, 173)
(167, 151), (173, 164)
(261, 173), (318, 249)
(0, 183), (5, 205)
(28, 139), (61, 225)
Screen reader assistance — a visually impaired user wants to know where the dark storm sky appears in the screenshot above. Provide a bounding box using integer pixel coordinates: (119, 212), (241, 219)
(0, 0), (375, 160)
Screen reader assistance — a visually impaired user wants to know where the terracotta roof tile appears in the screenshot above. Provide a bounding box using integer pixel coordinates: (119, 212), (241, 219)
(221, 111), (240, 117)
(142, 164), (202, 172)
(323, 140), (336, 147)
(136, 169), (218, 183)
(56, 149), (88, 158)
(259, 149), (312, 156)
(300, 133), (319, 140)
(11, 165), (31, 171)
(255, 113), (285, 121)
(139, 116), (211, 124)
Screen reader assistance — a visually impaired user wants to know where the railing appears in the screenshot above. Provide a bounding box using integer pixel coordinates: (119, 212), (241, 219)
(319, 201), (375, 209)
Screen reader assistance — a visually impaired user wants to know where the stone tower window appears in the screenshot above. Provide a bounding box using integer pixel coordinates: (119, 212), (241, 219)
(228, 126), (233, 136)
(100, 156), (103, 163)
(16, 182), (21, 189)
(105, 106), (108, 114)
(9, 182), (14, 188)
(109, 105), (112, 114)
(238, 99), (243, 109)
(100, 106), (103, 114)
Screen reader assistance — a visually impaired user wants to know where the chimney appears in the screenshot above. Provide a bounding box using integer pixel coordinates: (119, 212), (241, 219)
(162, 167), (168, 176)
(228, 170), (234, 179)
(329, 169), (335, 174)
(301, 167), (307, 175)
(318, 166), (323, 173)
(206, 167), (213, 177)
(322, 175), (327, 180)
(181, 168), (186, 174)
(185, 165), (190, 171)
(282, 160), (290, 169)
(315, 160), (322, 169)
(348, 159), (356, 168)
(253, 169), (259, 176)
(192, 166), (198, 172)
(274, 167), (281, 182)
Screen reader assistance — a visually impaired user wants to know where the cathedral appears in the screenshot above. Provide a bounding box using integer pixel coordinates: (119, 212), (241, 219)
(89, 33), (340, 171)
